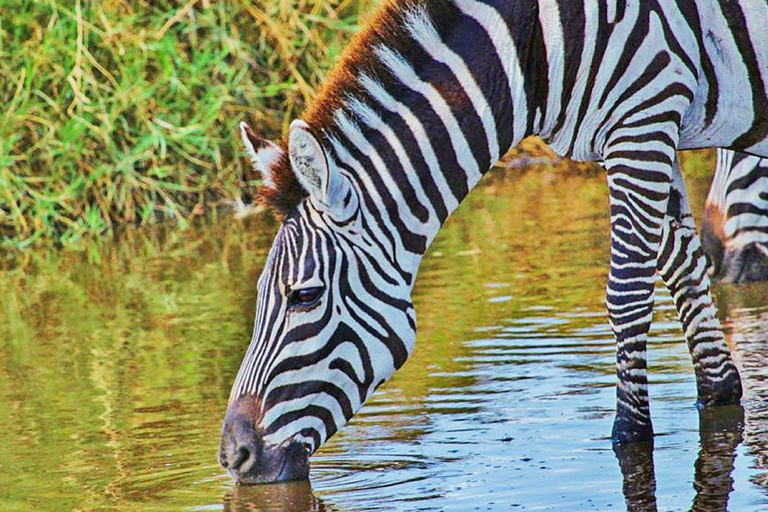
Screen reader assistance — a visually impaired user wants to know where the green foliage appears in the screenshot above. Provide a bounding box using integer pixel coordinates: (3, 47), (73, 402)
(0, 0), (376, 248)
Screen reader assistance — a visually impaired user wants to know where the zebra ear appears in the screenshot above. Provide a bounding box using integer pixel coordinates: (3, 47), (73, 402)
(240, 122), (283, 187)
(288, 120), (352, 212)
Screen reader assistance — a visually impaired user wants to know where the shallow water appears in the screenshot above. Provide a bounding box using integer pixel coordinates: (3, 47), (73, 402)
(1, 163), (767, 511)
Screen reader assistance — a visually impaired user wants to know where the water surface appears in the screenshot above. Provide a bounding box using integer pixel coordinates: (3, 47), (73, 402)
(1, 162), (767, 511)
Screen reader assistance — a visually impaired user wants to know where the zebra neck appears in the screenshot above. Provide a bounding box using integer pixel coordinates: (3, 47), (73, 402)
(321, 0), (547, 282)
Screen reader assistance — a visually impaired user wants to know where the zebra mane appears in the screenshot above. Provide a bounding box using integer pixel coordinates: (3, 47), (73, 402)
(257, 0), (460, 216)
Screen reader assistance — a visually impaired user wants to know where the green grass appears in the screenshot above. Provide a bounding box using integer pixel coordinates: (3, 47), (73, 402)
(0, 0), (377, 248)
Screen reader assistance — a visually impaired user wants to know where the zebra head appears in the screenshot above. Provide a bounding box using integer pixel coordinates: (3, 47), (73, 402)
(219, 121), (416, 484)
(701, 150), (768, 283)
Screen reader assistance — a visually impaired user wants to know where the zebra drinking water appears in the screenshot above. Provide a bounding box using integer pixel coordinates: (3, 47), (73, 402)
(219, 0), (768, 484)
(702, 149), (768, 283)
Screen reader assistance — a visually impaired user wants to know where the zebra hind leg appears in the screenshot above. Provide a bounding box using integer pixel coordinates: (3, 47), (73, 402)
(656, 161), (743, 408)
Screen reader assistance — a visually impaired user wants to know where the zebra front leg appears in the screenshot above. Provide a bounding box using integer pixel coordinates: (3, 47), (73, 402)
(656, 161), (743, 407)
(604, 150), (672, 444)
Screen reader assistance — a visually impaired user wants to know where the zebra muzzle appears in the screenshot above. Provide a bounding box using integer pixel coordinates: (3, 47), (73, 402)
(219, 396), (310, 484)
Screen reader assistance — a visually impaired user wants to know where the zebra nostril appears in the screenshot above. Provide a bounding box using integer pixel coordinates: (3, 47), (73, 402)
(220, 407), (265, 476)
(231, 445), (251, 471)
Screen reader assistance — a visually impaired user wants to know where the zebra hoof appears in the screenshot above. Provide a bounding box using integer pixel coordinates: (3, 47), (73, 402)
(696, 371), (743, 408)
(611, 417), (654, 445)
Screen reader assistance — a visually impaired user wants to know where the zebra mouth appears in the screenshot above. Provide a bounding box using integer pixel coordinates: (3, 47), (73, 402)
(719, 243), (768, 283)
(220, 395), (311, 484)
(275, 443), (311, 483)
(230, 442), (309, 485)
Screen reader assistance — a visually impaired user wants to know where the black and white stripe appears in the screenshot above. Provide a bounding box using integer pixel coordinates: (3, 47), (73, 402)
(702, 149), (768, 283)
(220, 0), (768, 482)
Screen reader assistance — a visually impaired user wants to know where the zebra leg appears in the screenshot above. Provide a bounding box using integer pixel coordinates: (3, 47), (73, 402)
(603, 148), (674, 444)
(656, 161), (743, 407)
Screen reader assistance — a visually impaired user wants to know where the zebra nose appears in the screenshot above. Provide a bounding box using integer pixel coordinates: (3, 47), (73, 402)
(219, 413), (263, 474)
(219, 396), (310, 484)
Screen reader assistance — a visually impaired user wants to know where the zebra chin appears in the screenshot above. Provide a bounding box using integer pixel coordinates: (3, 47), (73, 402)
(219, 396), (311, 484)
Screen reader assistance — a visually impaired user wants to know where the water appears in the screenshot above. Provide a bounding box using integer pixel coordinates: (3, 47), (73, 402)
(1, 163), (767, 511)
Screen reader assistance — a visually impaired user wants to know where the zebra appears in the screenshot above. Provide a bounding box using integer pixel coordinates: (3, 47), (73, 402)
(701, 149), (768, 283)
(219, 0), (768, 484)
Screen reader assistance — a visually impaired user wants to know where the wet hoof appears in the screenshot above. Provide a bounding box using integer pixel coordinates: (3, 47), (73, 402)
(612, 417), (654, 445)
(696, 369), (743, 408)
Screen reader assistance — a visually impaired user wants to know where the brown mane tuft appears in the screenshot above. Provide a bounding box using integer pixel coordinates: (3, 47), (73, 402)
(303, 0), (412, 130)
(255, 0), (458, 216)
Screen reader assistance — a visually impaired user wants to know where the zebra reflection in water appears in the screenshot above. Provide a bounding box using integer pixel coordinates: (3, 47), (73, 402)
(615, 293), (768, 511)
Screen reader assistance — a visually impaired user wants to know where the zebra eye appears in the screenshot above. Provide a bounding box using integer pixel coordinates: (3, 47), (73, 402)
(288, 286), (324, 309)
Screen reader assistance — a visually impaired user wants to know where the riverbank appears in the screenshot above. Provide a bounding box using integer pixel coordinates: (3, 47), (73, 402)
(0, 1), (714, 251)
(1, 0), (377, 248)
